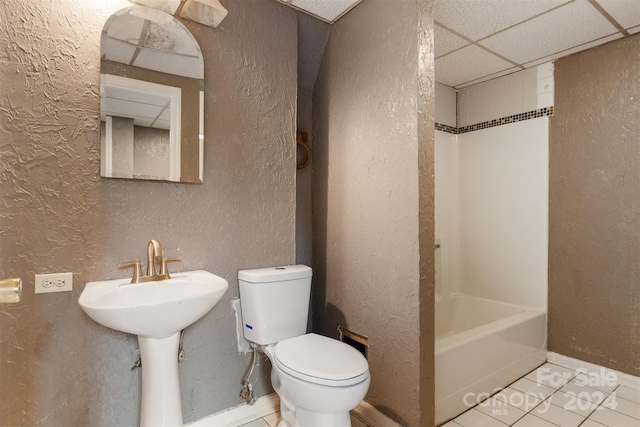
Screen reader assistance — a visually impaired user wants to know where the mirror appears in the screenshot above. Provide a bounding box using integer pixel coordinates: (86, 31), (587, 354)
(100, 6), (204, 183)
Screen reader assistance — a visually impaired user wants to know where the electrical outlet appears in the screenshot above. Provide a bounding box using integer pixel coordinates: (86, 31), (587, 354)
(35, 272), (73, 294)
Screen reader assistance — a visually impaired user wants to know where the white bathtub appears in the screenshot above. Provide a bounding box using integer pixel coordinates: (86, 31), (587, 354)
(435, 294), (546, 425)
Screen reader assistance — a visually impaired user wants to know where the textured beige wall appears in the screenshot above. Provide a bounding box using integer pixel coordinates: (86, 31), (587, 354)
(296, 11), (329, 266)
(549, 34), (640, 376)
(296, 89), (313, 266)
(312, 0), (434, 425)
(134, 126), (171, 178)
(0, 0), (297, 425)
(418, 0), (435, 424)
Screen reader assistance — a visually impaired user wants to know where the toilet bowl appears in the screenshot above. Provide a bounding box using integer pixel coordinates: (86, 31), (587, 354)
(266, 333), (370, 427)
(238, 266), (370, 427)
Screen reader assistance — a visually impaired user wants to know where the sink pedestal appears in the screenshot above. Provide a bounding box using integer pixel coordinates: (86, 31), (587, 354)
(79, 269), (229, 426)
(139, 333), (183, 427)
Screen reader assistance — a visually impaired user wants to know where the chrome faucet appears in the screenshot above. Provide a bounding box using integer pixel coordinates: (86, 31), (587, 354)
(120, 240), (181, 284)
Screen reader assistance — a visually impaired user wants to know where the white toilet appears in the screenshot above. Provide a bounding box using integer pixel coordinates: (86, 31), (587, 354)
(239, 265), (370, 427)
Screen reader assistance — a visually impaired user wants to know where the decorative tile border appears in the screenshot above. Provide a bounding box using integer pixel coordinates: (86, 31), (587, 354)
(435, 106), (554, 135)
(435, 123), (457, 134)
(458, 106), (554, 134)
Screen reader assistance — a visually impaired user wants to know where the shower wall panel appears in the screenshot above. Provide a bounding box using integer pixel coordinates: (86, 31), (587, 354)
(456, 118), (549, 309)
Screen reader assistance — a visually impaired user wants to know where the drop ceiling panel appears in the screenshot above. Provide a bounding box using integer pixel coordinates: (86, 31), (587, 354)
(104, 85), (170, 107)
(456, 66), (520, 89)
(105, 12), (146, 42)
(596, 0), (640, 31)
(102, 9), (203, 79)
(435, 24), (468, 58)
(135, 118), (156, 128)
(521, 33), (623, 68)
(135, 49), (202, 79)
(481, 0), (618, 65)
(434, 0), (570, 41)
(107, 13), (200, 58)
(279, 0), (361, 23)
(152, 120), (171, 130)
(136, 22), (200, 57)
(289, 0), (639, 90)
(101, 85), (171, 129)
(435, 45), (514, 88)
(102, 98), (166, 121)
(102, 38), (139, 65)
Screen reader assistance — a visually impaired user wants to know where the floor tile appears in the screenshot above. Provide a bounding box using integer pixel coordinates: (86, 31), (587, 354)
(525, 364), (573, 389)
(588, 407), (640, 427)
(454, 408), (508, 427)
(617, 386), (640, 405)
(545, 388), (598, 417)
(509, 378), (556, 400)
(531, 400), (585, 427)
(571, 373), (618, 394)
(437, 363), (639, 427)
(559, 381), (609, 405)
(581, 419), (607, 427)
(603, 393), (640, 420)
(544, 363), (579, 380)
(476, 397), (527, 425)
(492, 387), (541, 412)
(511, 413), (557, 427)
(262, 411), (281, 427)
(239, 409), (375, 427)
(239, 418), (270, 427)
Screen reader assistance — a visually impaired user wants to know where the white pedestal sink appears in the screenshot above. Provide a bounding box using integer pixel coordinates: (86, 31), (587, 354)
(79, 270), (228, 426)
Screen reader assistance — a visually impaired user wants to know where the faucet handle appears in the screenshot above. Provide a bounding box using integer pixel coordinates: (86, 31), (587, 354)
(158, 257), (182, 277)
(119, 260), (142, 283)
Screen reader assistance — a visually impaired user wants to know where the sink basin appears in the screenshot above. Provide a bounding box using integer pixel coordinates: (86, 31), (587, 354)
(79, 269), (228, 426)
(79, 270), (228, 339)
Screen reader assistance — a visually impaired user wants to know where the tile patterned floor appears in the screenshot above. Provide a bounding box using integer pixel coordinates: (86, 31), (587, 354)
(235, 363), (639, 427)
(443, 363), (640, 427)
(238, 411), (371, 427)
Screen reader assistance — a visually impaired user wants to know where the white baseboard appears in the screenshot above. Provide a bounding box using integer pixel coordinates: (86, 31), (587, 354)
(187, 395), (400, 427)
(187, 394), (280, 427)
(547, 351), (640, 390)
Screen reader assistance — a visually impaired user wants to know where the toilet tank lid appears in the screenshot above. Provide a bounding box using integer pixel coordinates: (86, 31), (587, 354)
(238, 265), (312, 283)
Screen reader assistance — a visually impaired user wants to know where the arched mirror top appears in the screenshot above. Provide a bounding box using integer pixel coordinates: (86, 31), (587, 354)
(102, 6), (204, 80)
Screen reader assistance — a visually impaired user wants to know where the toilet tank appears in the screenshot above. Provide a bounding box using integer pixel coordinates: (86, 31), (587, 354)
(239, 265), (312, 345)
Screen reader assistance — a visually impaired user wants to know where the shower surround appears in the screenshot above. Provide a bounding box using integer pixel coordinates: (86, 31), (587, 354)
(434, 111), (549, 423)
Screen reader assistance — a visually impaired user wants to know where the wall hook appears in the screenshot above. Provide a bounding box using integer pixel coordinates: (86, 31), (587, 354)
(296, 131), (311, 170)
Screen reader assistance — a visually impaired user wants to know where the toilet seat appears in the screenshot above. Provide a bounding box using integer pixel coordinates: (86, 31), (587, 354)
(274, 333), (369, 387)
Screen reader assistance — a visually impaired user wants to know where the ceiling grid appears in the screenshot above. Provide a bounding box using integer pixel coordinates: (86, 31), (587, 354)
(279, 0), (639, 89)
(433, 0), (640, 89)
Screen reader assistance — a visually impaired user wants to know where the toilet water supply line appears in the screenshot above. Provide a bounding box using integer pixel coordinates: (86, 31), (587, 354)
(240, 343), (259, 405)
